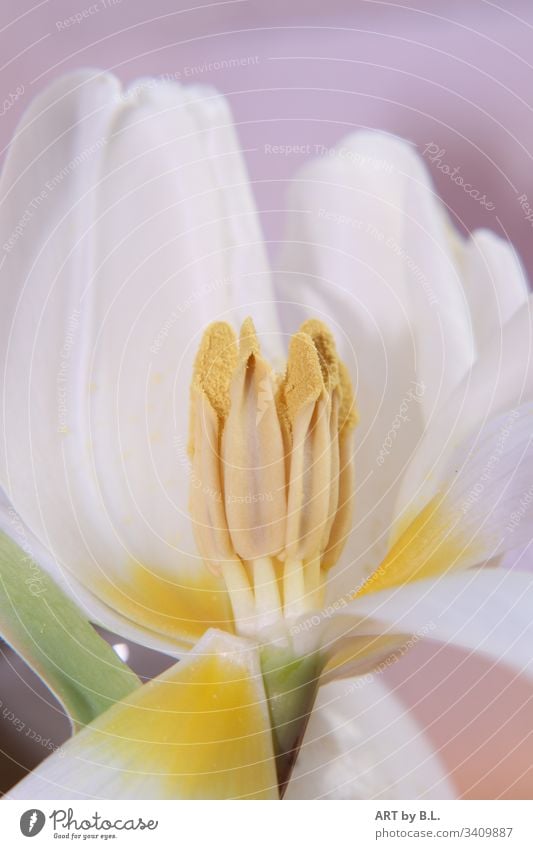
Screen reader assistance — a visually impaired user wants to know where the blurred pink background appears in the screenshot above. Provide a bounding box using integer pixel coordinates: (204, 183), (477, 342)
(1, 0), (533, 799)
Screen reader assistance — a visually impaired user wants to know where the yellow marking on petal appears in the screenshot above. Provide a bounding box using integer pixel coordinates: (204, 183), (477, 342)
(354, 497), (484, 597)
(105, 644), (276, 798)
(28, 631), (279, 799)
(101, 564), (235, 647)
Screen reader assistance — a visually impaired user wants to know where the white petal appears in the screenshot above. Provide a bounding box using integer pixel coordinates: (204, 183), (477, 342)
(393, 297), (533, 533)
(286, 676), (454, 799)
(345, 402), (533, 602)
(0, 71), (278, 648)
(456, 228), (529, 351)
(340, 569), (533, 680)
(276, 131), (474, 600)
(277, 131), (473, 417)
(0, 486), (187, 656)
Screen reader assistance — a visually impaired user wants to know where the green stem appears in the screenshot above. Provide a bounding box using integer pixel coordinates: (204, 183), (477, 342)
(260, 645), (321, 796)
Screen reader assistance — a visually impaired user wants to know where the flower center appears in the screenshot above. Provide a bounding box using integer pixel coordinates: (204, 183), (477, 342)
(188, 317), (357, 643)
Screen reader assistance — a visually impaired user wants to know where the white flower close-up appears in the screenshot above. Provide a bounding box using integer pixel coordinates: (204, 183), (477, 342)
(0, 69), (532, 800)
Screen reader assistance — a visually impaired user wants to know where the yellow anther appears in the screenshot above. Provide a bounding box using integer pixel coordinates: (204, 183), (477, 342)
(299, 318), (340, 390)
(192, 321), (238, 423)
(279, 331), (324, 428)
(238, 316), (261, 360)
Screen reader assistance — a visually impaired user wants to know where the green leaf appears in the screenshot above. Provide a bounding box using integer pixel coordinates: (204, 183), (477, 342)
(0, 530), (141, 730)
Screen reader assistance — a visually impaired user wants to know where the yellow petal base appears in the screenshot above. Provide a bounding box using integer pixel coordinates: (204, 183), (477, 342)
(8, 629), (279, 800)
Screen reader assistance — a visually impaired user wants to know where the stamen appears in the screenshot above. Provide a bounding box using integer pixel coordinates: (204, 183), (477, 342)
(283, 557), (307, 618)
(239, 316), (261, 359)
(189, 390), (236, 573)
(281, 333), (332, 565)
(189, 318), (357, 641)
(279, 331), (324, 424)
(219, 559), (256, 636)
(188, 322), (239, 571)
(191, 321), (238, 424)
(337, 360), (359, 431)
(250, 557), (283, 630)
(322, 361), (358, 569)
(304, 554), (323, 610)
(299, 318), (340, 390)
(222, 318), (286, 560)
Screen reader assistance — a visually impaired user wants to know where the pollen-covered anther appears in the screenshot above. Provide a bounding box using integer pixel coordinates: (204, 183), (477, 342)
(188, 318), (357, 639)
(189, 322), (255, 629)
(222, 318), (286, 562)
(277, 321), (357, 618)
